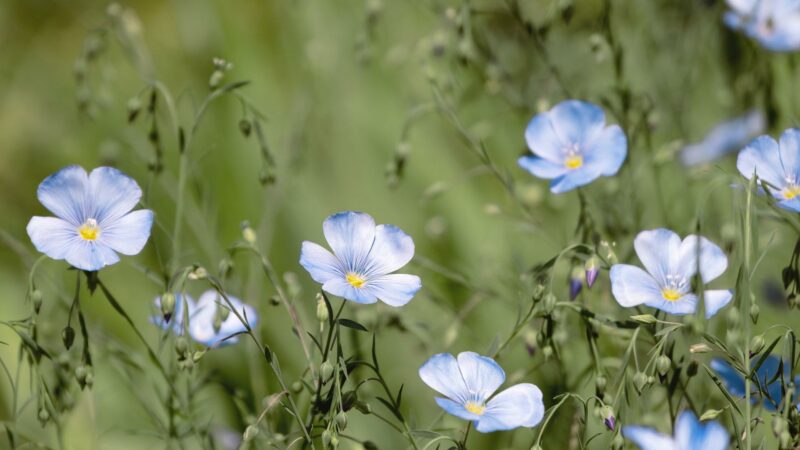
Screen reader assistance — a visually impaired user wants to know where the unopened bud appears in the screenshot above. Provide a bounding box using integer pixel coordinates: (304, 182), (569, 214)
(192, 350), (206, 362)
(631, 314), (657, 325)
(656, 355), (671, 376)
(291, 381), (303, 393)
(569, 267), (583, 300)
(749, 304), (760, 324)
(243, 425), (259, 441)
(175, 337), (188, 355)
(633, 371), (648, 394)
(355, 400), (372, 414)
(585, 256), (599, 288)
(241, 222), (257, 245)
(599, 240), (618, 264)
(161, 292), (176, 323)
(38, 408), (50, 423)
(62, 326), (75, 350)
(542, 345), (553, 360)
(595, 375), (607, 393)
(316, 294), (329, 323)
(700, 409), (723, 421)
(320, 361), (334, 380)
(600, 405), (615, 431)
(532, 283), (545, 301)
(321, 430), (332, 447)
(31, 289), (43, 313)
(239, 119), (252, 137)
(686, 360), (699, 377)
(542, 293), (556, 315)
(187, 266), (207, 280)
(690, 343), (712, 354)
(726, 306), (740, 327)
(750, 334), (765, 355)
(335, 411), (348, 430)
(127, 97), (142, 122)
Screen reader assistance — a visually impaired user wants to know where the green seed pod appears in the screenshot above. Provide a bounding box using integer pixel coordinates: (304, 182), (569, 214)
(242, 222), (257, 245)
(749, 304), (760, 324)
(320, 361), (334, 380)
(656, 355), (671, 376)
(335, 411), (347, 430)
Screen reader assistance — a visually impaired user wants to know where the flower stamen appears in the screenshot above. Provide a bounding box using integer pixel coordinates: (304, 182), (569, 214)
(782, 185), (800, 200)
(464, 401), (485, 415)
(78, 218), (100, 241)
(661, 288), (681, 302)
(564, 155), (583, 170)
(346, 272), (366, 288)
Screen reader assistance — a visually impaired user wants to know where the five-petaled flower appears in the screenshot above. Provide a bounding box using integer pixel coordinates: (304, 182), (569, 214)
(27, 165), (154, 272)
(679, 110), (765, 166)
(610, 229), (733, 318)
(623, 410), (728, 450)
(518, 100), (627, 193)
(152, 290), (257, 347)
(724, 0), (800, 52)
(737, 128), (800, 212)
(299, 211), (422, 307)
(711, 356), (800, 412)
(418, 351), (544, 433)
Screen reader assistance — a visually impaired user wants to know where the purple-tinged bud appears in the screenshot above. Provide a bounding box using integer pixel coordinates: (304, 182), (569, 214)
(569, 267), (583, 300)
(585, 256), (599, 288)
(601, 405), (615, 431)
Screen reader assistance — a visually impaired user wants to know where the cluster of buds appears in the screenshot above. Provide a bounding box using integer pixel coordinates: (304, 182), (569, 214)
(209, 57), (234, 89)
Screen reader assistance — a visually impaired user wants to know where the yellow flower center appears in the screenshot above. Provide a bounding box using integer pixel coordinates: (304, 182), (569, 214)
(346, 273), (366, 288)
(78, 218), (100, 241)
(564, 155), (583, 170)
(464, 401), (486, 415)
(783, 185), (800, 200)
(662, 288), (681, 302)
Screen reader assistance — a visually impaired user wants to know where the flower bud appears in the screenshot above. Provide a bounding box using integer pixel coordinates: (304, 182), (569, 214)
(585, 256), (600, 288)
(773, 416), (786, 435)
(321, 430), (332, 448)
(330, 434), (339, 448)
(161, 292), (176, 323)
(532, 283), (546, 301)
(595, 375), (607, 393)
(633, 371), (648, 394)
(599, 240), (618, 264)
(689, 343), (712, 354)
(241, 222), (257, 245)
(355, 400), (372, 414)
(542, 345), (554, 360)
(31, 289), (43, 313)
(700, 409), (723, 421)
(335, 411), (348, 430)
(612, 434), (624, 449)
(569, 266), (583, 300)
(239, 119), (252, 137)
(779, 430), (791, 448)
(38, 408), (50, 423)
(542, 293), (557, 315)
(656, 355), (671, 376)
(192, 350), (206, 362)
(62, 326), (75, 350)
(127, 97), (142, 122)
(243, 425), (259, 441)
(686, 360), (699, 377)
(175, 337), (188, 355)
(316, 294), (329, 323)
(726, 306), (740, 327)
(187, 266), (208, 280)
(749, 304), (760, 324)
(600, 405), (615, 431)
(750, 334), (765, 355)
(218, 258), (234, 276)
(631, 314), (658, 324)
(320, 361), (334, 380)
(291, 381), (303, 393)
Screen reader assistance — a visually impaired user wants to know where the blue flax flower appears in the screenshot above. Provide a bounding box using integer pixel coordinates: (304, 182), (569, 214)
(153, 291), (257, 347)
(623, 410), (728, 450)
(679, 110), (765, 166)
(711, 356), (800, 411)
(300, 211), (421, 307)
(518, 100), (627, 193)
(737, 128), (800, 212)
(610, 229), (733, 318)
(724, 0), (800, 52)
(27, 165), (153, 272)
(418, 351), (544, 433)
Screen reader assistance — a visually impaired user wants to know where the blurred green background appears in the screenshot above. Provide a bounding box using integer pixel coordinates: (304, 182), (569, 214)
(1, 0), (799, 449)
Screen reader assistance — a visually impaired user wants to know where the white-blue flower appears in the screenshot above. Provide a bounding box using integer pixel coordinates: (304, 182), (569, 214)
(679, 110), (765, 166)
(299, 211), (422, 307)
(724, 0), (800, 52)
(26, 165), (154, 272)
(610, 229), (733, 318)
(623, 410), (729, 450)
(152, 291), (257, 347)
(737, 128), (800, 212)
(418, 352), (544, 433)
(518, 100), (627, 193)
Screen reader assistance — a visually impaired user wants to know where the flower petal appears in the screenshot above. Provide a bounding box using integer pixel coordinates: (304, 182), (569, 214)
(677, 235), (728, 283)
(679, 111), (765, 166)
(525, 112), (567, 162)
(622, 426), (676, 450)
(364, 273), (421, 307)
(644, 293), (698, 316)
(549, 165), (604, 193)
(322, 278), (378, 304)
(64, 240), (120, 271)
(674, 411), (729, 450)
(36, 165), (89, 225)
(634, 228), (681, 285)
(778, 128), (800, 182)
(609, 264), (663, 307)
(517, 155), (569, 179)
(548, 100), (606, 146)
(476, 383), (544, 432)
(27, 216), (80, 261)
(583, 124), (627, 176)
(189, 291), (256, 347)
(100, 209), (153, 256)
(710, 359), (746, 397)
(737, 135), (786, 189)
(300, 241), (344, 284)
(364, 224), (415, 276)
(419, 353), (469, 404)
(89, 167), (144, 224)
(434, 397), (481, 421)
(703, 290), (734, 319)
(322, 211), (376, 272)
(456, 352), (505, 401)
(778, 197), (800, 212)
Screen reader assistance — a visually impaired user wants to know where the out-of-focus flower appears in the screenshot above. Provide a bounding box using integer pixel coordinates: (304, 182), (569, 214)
(418, 352), (544, 432)
(27, 165), (153, 271)
(518, 100), (627, 193)
(711, 356), (800, 411)
(724, 0), (800, 52)
(623, 410), (728, 450)
(610, 229), (733, 318)
(152, 291), (257, 347)
(737, 128), (800, 212)
(679, 110), (765, 166)
(300, 211), (421, 307)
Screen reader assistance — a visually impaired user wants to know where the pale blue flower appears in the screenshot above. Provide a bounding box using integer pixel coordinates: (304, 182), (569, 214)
(518, 100), (627, 193)
(737, 128), (800, 212)
(418, 352), (544, 433)
(26, 165), (153, 272)
(299, 211), (421, 307)
(623, 411), (728, 450)
(152, 291), (257, 347)
(725, 0), (800, 52)
(711, 356), (800, 411)
(610, 229), (733, 318)
(679, 110), (765, 166)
